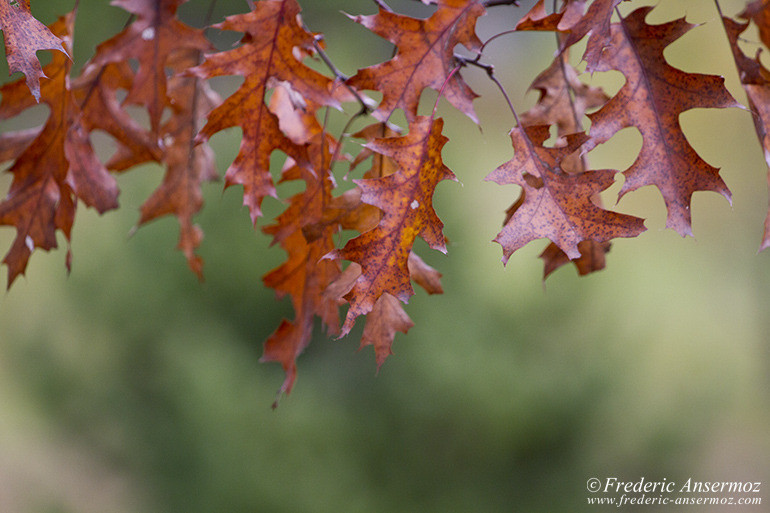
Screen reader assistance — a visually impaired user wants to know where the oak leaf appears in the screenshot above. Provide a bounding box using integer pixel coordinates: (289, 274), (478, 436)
(0, 0), (68, 101)
(346, 0), (485, 123)
(516, 0), (619, 72)
(326, 116), (455, 335)
(187, 0), (339, 225)
(0, 14), (119, 286)
(584, 7), (739, 237)
(261, 134), (342, 400)
(486, 125), (645, 262)
(133, 49), (220, 278)
(721, 14), (770, 251)
(515, 50), (612, 277)
(84, 0), (212, 136)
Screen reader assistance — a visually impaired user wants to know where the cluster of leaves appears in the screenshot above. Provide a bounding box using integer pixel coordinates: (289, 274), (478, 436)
(1, 0), (769, 402)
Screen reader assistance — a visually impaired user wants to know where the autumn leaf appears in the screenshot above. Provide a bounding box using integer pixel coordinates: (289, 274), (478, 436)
(261, 134), (342, 401)
(511, 46), (613, 278)
(0, 13), (119, 286)
(187, 0), (339, 225)
(721, 13), (770, 251)
(515, 0), (586, 32)
(0, 0), (68, 101)
(346, 0), (485, 123)
(486, 125), (645, 262)
(83, 0), (211, 136)
(326, 116), (455, 336)
(131, 49), (220, 278)
(740, 0), (770, 49)
(72, 61), (161, 172)
(516, 0), (618, 72)
(584, 6), (739, 237)
(519, 53), (607, 172)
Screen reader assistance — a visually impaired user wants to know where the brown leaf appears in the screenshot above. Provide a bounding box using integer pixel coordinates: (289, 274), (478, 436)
(517, 52), (612, 277)
(539, 239), (611, 279)
(0, 14), (119, 286)
(360, 293), (413, 371)
(134, 49), (220, 278)
(585, 7), (739, 237)
(347, 0), (485, 123)
(486, 125), (645, 263)
(559, 0), (621, 72)
(741, 0), (770, 49)
(326, 116), (455, 336)
(515, 0), (586, 32)
(0, 0), (68, 101)
(84, 0), (212, 135)
(188, 0), (338, 225)
(73, 61), (161, 171)
(261, 134), (342, 399)
(721, 15), (770, 251)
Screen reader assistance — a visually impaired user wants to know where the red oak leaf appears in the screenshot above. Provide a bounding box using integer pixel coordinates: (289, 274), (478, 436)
(84, 0), (212, 135)
(0, 0), (68, 101)
(721, 14), (770, 251)
(261, 134), (342, 402)
(326, 116), (455, 335)
(0, 14), (118, 286)
(584, 7), (739, 237)
(486, 125), (645, 263)
(187, 0), (339, 225)
(346, 0), (485, 123)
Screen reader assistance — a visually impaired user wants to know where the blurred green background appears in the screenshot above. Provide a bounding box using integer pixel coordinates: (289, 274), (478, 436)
(1, 0), (769, 511)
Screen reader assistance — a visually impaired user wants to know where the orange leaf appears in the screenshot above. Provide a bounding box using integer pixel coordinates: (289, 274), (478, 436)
(327, 116), (455, 335)
(585, 7), (739, 237)
(347, 0), (485, 123)
(0, 0), (68, 101)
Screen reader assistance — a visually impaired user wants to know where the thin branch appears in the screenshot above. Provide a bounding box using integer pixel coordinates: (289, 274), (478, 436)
(483, 0), (520, 7)
(433, 65), (462, 118)
(311, 35), (371, 117)
(455, 54), (519, 125)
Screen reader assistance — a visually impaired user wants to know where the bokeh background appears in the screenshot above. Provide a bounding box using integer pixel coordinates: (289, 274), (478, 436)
(1, 0), (769, 511)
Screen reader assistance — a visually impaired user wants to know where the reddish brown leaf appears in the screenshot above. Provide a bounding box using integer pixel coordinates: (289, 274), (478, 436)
(512, 48), (612, 278)
(407, 251), (443, 294)
(721, 15), (770, 251)
(73, 61), (161, 171)
(0, 0), (68, 101)
(516, 0), (617, 72)
(261, 134), (342, 399)
(559, 0), (621, 72)
(188, 0), (338, 225)
(740, 0), (770, 49)
(539, 239), (611, 279)
(133, 49), (220, 278)
(486, 125), (645, 263)
(0, 14), (119, 286)
(346, 0), (485, 123)
(85, 0), (211, 135)
(361, 293), (414, 371)
(326, 116), (455, 335)
(584, 7), (739, 237)
(515, 0), (585, 32)
(520, 54), (607, 172)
